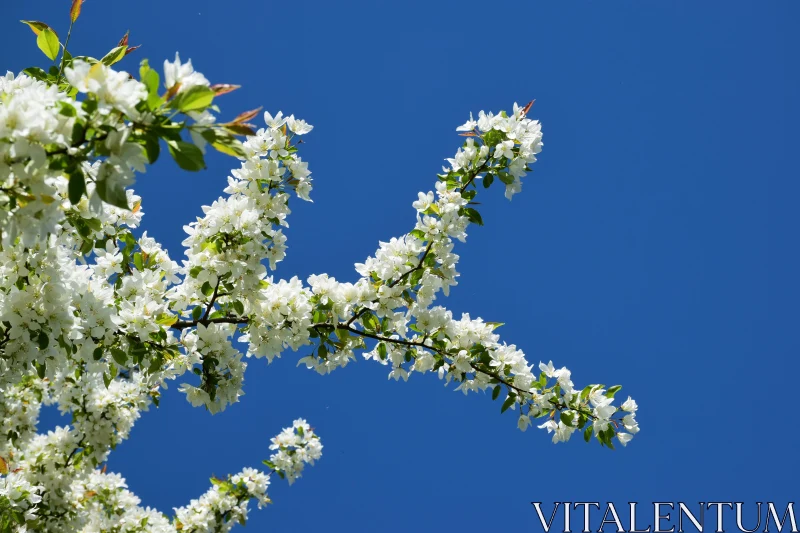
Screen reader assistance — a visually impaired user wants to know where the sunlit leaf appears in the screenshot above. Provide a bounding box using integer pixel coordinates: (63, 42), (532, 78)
(101, 45), (126, 66)
(20, 20), (54, 36)
(173, 85), (214, 112)
(37, 28), (60, 61)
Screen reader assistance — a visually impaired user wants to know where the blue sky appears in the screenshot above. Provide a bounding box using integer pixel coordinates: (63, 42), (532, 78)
(4, 1), (800, 531)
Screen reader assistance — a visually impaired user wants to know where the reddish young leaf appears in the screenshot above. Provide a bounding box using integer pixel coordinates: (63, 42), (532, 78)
(70, 0), (83, 23)
(520, 99), (535, 116)
(124, 44), (141, 56)
(210, 84), (241, 96)
(165, 82), (182, 101)
(117, 30), (129, 47)
(223, 123), (257, 136)
(231, 107), (262, 124)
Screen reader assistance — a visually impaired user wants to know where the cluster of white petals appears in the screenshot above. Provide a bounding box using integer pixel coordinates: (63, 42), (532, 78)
(0, 27), (637, 531)
(173, 420), (320, 532)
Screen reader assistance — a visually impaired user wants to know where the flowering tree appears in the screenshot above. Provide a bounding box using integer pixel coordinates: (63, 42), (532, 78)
(0, 2), (640, 532)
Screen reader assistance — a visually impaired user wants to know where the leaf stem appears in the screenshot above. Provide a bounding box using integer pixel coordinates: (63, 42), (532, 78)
(58, 19), (75, 83)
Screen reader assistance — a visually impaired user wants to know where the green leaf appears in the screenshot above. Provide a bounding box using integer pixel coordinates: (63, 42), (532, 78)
(139, 60), (162, 109)
(483, 174), (494, 188)
(23, 66), (49, 81)
(167, 141), (206, 171)
(201, 282), (214, 297)
(68, 168), (85, 204)
(111, 348), (127, 366)
(492, 385), (501, 400)
(173, 85), (215, 112)
(142, 133), (160, 164)
(58, 101), (77, 117)
(37, 28), (60, 61)
(21, 20), (54, 36)
(211, 139), (245, 158)
(483, 129), (504, 147)
(101, 45), (127, 66)
(200, 239), (218, 253)
(605, 385), (622, 398)
(192, 306), (203, 321)
(538, 373), (548, 390)
(598, 428), (615, 449)
(497, 172), (514, 185)
(133, 252), (144, 270)
(584, 425), (592, 443)
(147, 353), (165, 374)
(156, 314), (178, 327)
(36, 331), (49, 350)
(501, 394), (516, 413)
(464, 207), (483, 226)
(34, 360), (46, 379)
(377, 342), (387, 360)
(95, 177), (129, 209)
(362, 312), (379, 332)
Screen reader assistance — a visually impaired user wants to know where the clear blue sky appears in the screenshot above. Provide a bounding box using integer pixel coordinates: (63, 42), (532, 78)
(4, 1), (799, 531)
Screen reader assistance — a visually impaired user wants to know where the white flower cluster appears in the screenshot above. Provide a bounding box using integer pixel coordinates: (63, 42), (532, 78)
(167, 107), (314, 411)
(178, 323), (246, 414)
(0, 22), (638, 529)
(0, 467), (43, 529)
(68, 470), (173, 533)
(240, 276), (315, 362)
(0, 71), (83, 244)
(0, 52), (326, 531)
(0, 418), (317, 533)
(290, 103), (634, 446)
(174, 419), (320, 532)
(453, 101), (543, 199)
(266, 418), (323, 485)
(65, 60), (147, 117)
